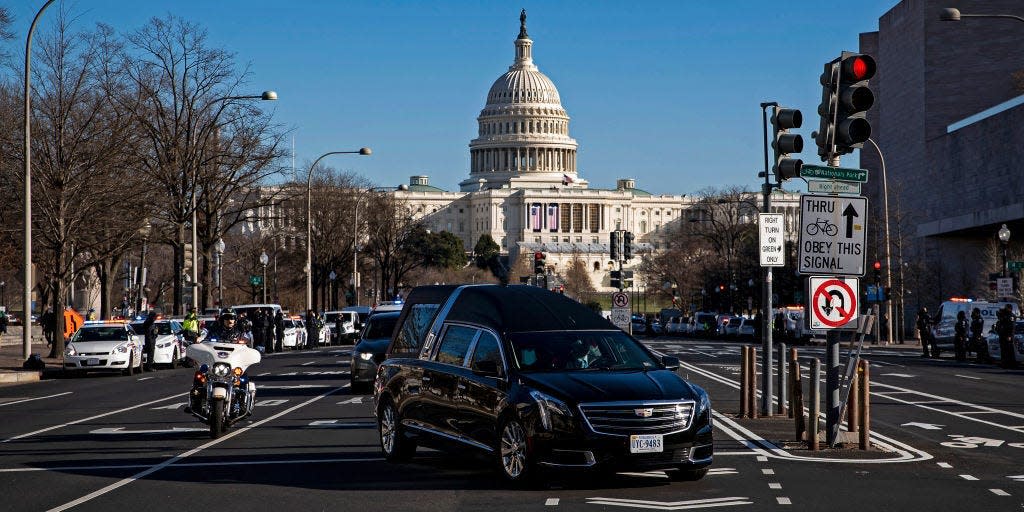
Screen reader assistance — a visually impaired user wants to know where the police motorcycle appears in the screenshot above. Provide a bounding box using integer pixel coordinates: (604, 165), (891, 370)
(185, 332), (260, 438)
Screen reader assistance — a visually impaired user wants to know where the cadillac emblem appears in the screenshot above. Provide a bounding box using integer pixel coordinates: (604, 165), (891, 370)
(634, 408), (654, 418)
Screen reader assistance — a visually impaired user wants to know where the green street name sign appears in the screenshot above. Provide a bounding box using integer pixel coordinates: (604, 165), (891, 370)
(1009, 261), (1024, 272)
(800, 164), (868, 183)
(249, 275), (263, 286)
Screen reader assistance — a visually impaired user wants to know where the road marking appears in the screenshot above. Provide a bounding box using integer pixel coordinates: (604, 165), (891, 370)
(761, 469), (775, 475)
(257, 372), (271, 377)
(1, 392), (185, 444)
(756, 456), (767, 462)
(337, 397), (364, 405)
(706, 468), (737, 475)
(776, 497), (792, 505)
(300, 361), (316, 366)
(151, 402), (186, 410)
(308, 420), (376, 428)
(1009, 475), (1024, 481)
(260, 384), (329, 389)
(48, 383), (350, 512)
(990, 489), (1010, 496)
(545, 498), (559, 506)
(0, 456), (384, 474)
(960, 474), (979, 481)
(255, 399), (288, 407)
(585, 497), (752, 510)
(872, 381), (1024, 435)
(136, 377), (154, 381)
(955, 374), (981, 380)
(0, 392), (72, 407)
(901, 422), (944, 430)
(90, 427), (206, 435)
(768, 483), (782, 489)
(937, 462), (953, 468)
(880, 373), (915, 378)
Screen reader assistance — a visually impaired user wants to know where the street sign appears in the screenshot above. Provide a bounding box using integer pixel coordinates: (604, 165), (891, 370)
(997, 277), (1013, 297)
(610, 308), (631, 332)
(806, 180), (862, 195)
(1009, 261), (1024, 272)
(798, 194), (868, 276)
(809, 276), (859, 330)
(800, 164), (868, 183)
(758, 213), (785, 267)
(249, 275), (263, 286)
(612, 291), (630, 308)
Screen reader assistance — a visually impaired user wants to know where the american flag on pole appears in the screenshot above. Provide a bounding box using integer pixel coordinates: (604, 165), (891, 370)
(562, 173), (574, 185)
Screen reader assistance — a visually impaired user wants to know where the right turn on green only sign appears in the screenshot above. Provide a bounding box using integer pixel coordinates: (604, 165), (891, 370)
(798, 194), (868, 276)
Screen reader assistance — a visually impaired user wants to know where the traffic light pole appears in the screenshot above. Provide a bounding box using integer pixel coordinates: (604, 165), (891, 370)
(759, 102), (777, 417)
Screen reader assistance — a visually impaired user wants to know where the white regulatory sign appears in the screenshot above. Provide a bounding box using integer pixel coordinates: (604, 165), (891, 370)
(798, 194), (868, 276)
(758, 213), (785, 267)
(610, 308), (631, 332)
(612, 291), (630, 308)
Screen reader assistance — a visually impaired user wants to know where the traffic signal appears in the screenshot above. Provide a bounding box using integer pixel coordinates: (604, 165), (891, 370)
(623, 231), (635, 260)
(815, 52), (876, 160)
(873, 261), (881, 283)
(771, 107), (803, 182)
(533, 251), (546, 274)
(610, 231), (621, 261)
(610, 270), (622, 290)
(183, 243), (193, 278)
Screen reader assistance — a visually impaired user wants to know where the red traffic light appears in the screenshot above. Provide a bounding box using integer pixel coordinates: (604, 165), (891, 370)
(873, 261), (881, 270)
(842, 54), (876, 82)
(534, 251), (544, 261)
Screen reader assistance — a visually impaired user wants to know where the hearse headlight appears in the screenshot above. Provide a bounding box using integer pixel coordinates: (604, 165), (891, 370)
(530, 390), (573, 431)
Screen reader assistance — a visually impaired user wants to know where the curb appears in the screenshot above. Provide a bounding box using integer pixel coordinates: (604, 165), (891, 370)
(0, 370), (42, 384)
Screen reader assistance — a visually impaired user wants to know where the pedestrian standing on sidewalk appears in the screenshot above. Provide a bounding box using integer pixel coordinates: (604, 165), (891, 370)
(953, 310), (969, 362)
(916, 307), (934, 358)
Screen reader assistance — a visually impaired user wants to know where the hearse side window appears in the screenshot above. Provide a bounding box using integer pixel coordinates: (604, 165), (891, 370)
(435, 325), (477, 366)
(393, 304), (441, 353)
(469, 330), (504, 376)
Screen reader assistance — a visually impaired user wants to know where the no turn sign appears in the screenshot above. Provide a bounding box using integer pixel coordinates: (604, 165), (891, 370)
(612, 292), (629, 309)
(809, 277), (859, 330)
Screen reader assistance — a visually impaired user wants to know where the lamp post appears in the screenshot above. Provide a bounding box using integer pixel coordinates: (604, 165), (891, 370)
(941, 8), (1024, 24)
(329, 270), (337, 310)
(215, 238), (225, 307)
(306, 148), (372, 312)
(866, 138), (894, 345)
(188, 91), (277, 313)
(137, 218), (152, 313)
(999, 224), (1011, 279)
(1, 281), (5, 309)
(259, 251), (269, 303)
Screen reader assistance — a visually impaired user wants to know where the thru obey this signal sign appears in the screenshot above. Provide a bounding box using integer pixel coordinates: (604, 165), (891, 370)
(809, 277), (859, 330)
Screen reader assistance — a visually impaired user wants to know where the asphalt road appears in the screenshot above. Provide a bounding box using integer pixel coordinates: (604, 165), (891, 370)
(0, 337), (1021, 511)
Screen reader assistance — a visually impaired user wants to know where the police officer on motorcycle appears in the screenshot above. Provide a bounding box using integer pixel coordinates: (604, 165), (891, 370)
(204, 312), (250, 345)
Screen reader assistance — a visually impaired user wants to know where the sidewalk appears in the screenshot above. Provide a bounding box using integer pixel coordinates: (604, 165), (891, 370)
(0, 326), (61, 384)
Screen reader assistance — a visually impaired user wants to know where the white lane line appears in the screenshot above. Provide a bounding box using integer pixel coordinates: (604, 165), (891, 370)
(955, 374), (982, 380)
(960, 474), (979, 481)
(777, 497), (792, 505)
(256, 372), (271, 377)
(756, 456), (768, 462)
(48, 384), (349, 512)
(586, 497), (752, 507)
(872, 381), (1024, 434)
(2, 393), (185, 443)
(136, 377), (154, 381)
(545, 498), (559, 506)
(0, 456), (384, 473)
(300, 361), (316, 366)
(769, 483), (782, 489)
(990, 489), (1010, 496)
(761, 469), (775, 475)
(937, 462), (953, 468)
(0, 392), (72, 407)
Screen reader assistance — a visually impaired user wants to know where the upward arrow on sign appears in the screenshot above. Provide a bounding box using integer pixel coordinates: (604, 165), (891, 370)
(842, 204), (858, 238)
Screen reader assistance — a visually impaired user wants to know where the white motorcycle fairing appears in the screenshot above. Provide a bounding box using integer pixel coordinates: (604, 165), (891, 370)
(187, 342), (262, 370)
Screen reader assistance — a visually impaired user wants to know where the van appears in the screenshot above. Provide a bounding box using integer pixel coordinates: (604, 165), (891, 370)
(931, 298), (1019, 350)
(689, 312), (717, 337)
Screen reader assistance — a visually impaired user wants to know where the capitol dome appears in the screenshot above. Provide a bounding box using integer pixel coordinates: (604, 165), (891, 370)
(463, 10), (582, 192)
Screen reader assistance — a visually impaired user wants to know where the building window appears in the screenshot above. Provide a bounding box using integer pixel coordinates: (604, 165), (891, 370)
(640, 221), (647, 233)
(551, 237), (558, 242)
(591, 237), (599, 244)
(575, 237), (582, 242)
(593, 261), (600, 271)
(563, 237), (570, 243)
(534, 237), (542, 243)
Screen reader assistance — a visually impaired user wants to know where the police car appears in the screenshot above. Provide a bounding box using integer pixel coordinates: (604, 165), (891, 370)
(129, 318), (187, 369)
(63, 321), (144, 375)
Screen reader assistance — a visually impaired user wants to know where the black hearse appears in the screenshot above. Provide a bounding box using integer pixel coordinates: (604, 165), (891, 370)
(373, 284), (713, 484)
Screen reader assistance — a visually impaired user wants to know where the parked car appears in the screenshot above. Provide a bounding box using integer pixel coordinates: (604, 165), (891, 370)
(736, 318), (756, 340)
(665, 316), (688, 335)
(280, 316), (306, 350)
(631, 315), (647, 335)
(374, 285), (714, 484)
(63, 321), (144, 375)
(129, 319), (187, 368)
(342, 306), (372, 331)
(324, 310), (359, 344)
(689, 312), (718, 338)
(984, 321), (1024, 363)
(350, 311), (401, 392)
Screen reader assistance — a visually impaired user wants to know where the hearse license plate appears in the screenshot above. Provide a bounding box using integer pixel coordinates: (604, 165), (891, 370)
(86, 358), (99, 366)
(629, 434), (664, 454)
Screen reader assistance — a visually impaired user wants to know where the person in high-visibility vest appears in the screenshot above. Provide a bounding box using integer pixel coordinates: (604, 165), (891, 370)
(182, 307), (199, 343)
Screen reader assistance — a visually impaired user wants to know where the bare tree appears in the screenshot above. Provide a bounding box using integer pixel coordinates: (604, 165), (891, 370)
(684, 186), (759, 313)
(365, 193), (424, 302)
(563, 249), (595, 299)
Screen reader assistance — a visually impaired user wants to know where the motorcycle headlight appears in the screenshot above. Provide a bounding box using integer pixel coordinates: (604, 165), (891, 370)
(358, 351), (374, 361)
(530, 390), (574, 431)
(213, 363), (231, 377)
(65, 344), (76, 357)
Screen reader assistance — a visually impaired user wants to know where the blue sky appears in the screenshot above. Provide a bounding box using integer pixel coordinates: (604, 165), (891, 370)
(9, 0), (899, 195)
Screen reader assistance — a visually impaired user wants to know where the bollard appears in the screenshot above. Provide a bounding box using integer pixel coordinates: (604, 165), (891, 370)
(792, 350), (805, 438)
(777, 343), (788, 416)
(809, 358), (820, 451)
(748, 347), (758, 419)
(740, 346), (749, 418)
(847, 372), (859, 433)
(788, 348), (799, 419)
(859, 360), (870, 450)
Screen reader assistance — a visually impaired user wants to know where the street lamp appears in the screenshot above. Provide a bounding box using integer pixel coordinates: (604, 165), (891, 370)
(306, 148), (372, 312)
(941, 8), (1024, 24)
(215, 238), (225, 307)
(1, 281), (5, 309)
(188, 90), (277, 312)
(999, 224), (1011, 278)
(259, 251), (269, 303)
(329, 270), (337, 310)
(137, 218), (152, 313)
